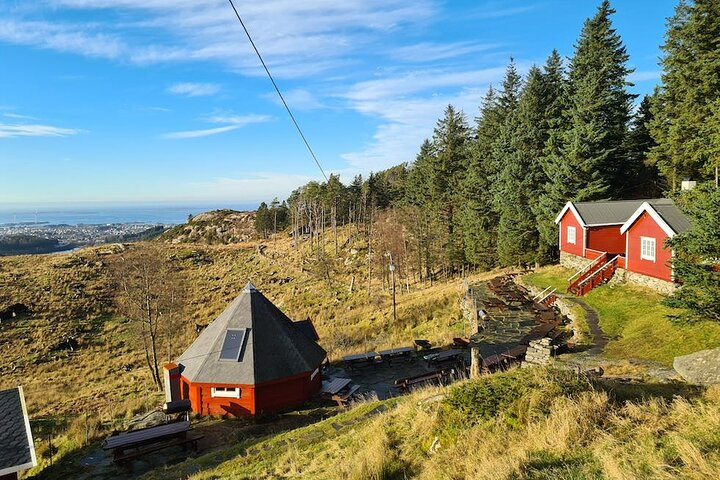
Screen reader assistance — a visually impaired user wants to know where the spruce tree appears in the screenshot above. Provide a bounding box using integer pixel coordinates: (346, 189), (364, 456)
(649, 0), (720, 190)
(430, 105), (470, 271)
(461, 88), (502, 268)
(538, 0), (634, 258)
(624, 94), (663, 197)
(535, 50), (570, 260)
(665, 183), (720, 322)
(564, 0), (634, 199)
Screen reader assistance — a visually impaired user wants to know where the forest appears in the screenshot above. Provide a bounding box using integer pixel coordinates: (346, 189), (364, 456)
(254, 1), (720, 293)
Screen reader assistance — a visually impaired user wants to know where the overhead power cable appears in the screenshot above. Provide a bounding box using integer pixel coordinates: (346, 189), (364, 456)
(227, 0), (328, 181)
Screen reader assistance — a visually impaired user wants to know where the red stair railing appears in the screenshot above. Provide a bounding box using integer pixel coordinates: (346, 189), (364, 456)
(570, 255), (620, 296)
(567, 253), (608, 294)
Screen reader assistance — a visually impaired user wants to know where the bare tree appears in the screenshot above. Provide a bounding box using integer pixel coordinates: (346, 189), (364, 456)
(109, 245), (185, 390)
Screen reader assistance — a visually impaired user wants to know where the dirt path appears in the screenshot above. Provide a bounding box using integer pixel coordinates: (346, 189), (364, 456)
(564, 297), (607, 355)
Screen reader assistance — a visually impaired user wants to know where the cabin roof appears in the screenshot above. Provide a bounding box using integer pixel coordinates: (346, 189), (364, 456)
(0, 387), (37, 477)
(555, 198), (687, 228)
(178, 282), (327, 385)
(620, 201), (692, 236)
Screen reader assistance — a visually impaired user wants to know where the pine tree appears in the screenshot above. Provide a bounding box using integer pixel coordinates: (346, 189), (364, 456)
(430, 105), (470, 272)
(538, 0), (634, 258)
(649, 0), (720, 190)
(568, 0), (634, 198)
(535, 50), (569, 261)
(461, 87), (502, 268)
(624, 94), (664, 197)
(254, 202), (271, 238)
(492, 60), (544, 266)
(665, 183), (720, 322)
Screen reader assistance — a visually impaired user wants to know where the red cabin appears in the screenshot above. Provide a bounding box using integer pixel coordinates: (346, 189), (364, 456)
(556, 199), (691, 294)
(174, 283), (326, 416)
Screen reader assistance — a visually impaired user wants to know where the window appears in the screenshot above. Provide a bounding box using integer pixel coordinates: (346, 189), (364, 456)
(567, 226), (576, 245)
(211, 387), (241, 399)
(640, 237), (656, 261)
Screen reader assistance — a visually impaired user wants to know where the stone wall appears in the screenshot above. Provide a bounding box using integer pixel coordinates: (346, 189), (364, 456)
(611, 268), (676, 295)
(522, 338), (553, 367)
(560, 251), (592, 272)
(517, 278), (583, 344)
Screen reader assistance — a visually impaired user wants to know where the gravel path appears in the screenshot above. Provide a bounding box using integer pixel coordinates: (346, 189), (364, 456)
(564, 296), (608, 355)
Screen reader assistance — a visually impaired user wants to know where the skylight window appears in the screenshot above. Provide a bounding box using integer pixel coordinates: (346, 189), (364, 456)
(218, 329), (247, 361)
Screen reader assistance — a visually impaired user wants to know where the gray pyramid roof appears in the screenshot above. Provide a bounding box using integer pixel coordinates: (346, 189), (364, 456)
(178, 283), (326, 385)
(0, 387), (36, 477)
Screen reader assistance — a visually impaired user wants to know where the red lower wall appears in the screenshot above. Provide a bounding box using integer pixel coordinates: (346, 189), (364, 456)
(180, 366), (322, 416)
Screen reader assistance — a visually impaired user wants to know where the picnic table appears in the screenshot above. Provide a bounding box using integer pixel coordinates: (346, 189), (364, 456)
(424, 349), (465, 369)
(321, 377), (361, 406)
(378, 346), (414, 364)
(342, 351), (381, 370)
(103, 420), (202, 461)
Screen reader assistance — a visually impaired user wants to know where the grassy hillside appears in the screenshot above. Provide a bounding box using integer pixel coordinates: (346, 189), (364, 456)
(0, 224), (500, 476)
(141, 368), (719, 480)
(524, 265), (720, 364)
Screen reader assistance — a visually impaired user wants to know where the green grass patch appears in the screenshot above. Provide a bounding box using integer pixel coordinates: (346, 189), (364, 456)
(524, 266), (720, 365)
(441, 368), (591, 430)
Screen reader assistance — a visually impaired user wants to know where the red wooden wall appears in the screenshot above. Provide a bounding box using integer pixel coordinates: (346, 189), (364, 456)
(586, 225), (626, 256)
(626, 211), (673, 282)
(180, 366), (322, 416)
(559, 210), (584, 257)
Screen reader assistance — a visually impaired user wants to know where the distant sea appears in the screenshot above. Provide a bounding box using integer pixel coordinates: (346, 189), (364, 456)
(0, 203), (256, 226)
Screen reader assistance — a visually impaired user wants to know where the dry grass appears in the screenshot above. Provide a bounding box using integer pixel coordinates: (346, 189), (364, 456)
(145, 368), (720, 479)
(0, 226), (495, 476)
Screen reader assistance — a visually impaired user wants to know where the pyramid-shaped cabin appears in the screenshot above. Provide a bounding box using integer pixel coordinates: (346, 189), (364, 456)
(173, 283), (326, 416)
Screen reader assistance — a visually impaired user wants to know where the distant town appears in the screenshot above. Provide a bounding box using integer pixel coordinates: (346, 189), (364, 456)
(0, 222), (167, 255)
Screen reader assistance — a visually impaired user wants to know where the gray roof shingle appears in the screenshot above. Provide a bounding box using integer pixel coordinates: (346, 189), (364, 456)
(178, 283), (327, 385)
(0, 387), (36, 475)
(573, 199), (671, 225)
(649, 200), (692, 234)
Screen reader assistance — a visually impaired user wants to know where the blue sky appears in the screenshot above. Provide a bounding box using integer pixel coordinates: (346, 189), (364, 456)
(0, 0), (676, 206)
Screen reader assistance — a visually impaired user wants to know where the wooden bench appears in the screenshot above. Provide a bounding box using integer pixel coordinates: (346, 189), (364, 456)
(103, 420), (197, 461)
(452, 337), (470, 348)
(394, 371), (446, 392)
(112, 432), (204, 462)
(331, 384), (361, 406)
(342, 351), (381, 370)
(414, 339), (433, 350)
(378, 346), (414, 364)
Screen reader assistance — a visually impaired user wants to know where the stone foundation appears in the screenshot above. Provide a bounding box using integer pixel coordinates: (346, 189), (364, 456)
(611, 268), (676, 295)
(560, 251), (592, 272)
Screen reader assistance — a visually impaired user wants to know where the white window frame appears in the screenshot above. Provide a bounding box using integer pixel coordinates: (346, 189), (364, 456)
(567, 226), (577, 245)
(211, 387), (240, 399)
(640, 236), (656, 262)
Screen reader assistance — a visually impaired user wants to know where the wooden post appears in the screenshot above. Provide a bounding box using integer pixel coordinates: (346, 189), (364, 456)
(470, 346), (482, 378)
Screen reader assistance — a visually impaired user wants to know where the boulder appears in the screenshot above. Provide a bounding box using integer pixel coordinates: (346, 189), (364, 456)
(673, 347), (720, 386)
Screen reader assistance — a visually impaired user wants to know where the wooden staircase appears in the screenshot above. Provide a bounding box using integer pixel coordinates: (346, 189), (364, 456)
(567, 254), (621, 296)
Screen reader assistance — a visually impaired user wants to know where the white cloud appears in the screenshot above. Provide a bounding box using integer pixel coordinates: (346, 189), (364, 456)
(0, 123), (82, 138)
(1, 1), (437, 78)
(390, 42), (500, 63)
(263, 89), (325, 110)
(161, 125), (240, 139)
(340, 65), (511, 171)
(204, 113), (272, 125)
(3, 113), (37, 120)
(0, 19), (125, 58)
(185, 172), (320, 202)
(167, 82), (220, 97)
(628, 70), (661, 82)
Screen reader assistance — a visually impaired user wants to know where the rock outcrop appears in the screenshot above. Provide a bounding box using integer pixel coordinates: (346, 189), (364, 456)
(673, 347), (720, 386)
